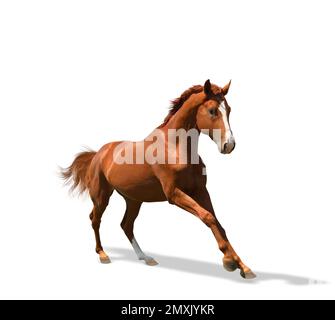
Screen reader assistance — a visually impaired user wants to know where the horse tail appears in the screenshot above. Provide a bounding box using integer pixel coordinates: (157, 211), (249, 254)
(60, 150), (96, 194)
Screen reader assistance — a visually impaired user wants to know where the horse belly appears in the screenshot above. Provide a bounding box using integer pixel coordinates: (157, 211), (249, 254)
(106, 163), (167, 202)
(115, 177), (167, 202)
(116, 181), (167, 202)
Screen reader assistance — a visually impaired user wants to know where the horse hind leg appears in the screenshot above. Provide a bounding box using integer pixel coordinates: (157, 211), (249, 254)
(90, 185), (114, 264)
(121, 198), (158, 266)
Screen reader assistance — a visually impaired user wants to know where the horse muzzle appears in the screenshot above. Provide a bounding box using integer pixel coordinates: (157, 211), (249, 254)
(222, 137), (236, 154)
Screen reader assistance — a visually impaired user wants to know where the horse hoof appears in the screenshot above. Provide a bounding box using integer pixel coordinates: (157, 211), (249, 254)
(240, 269), (256, 279)
(99, 256), (111, 264)
(223, 258), (238, 272)
(99, 254), (111, 264)
(145, 258), (159, 266)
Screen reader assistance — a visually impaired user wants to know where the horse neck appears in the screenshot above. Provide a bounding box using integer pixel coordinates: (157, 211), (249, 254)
(157, 94), (206, 161)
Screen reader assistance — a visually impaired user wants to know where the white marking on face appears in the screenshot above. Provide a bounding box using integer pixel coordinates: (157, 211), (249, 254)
(219, 103), (232, 143)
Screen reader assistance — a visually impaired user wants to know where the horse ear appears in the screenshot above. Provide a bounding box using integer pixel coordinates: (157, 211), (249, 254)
(204, 79), (212, 96)
(222, 80), (231, 96)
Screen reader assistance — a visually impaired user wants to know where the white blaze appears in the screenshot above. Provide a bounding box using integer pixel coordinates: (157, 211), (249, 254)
(219, 104), (232, 143)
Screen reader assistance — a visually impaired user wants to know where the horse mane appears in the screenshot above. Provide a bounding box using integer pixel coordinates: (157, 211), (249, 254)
(157, 85), (203, 128)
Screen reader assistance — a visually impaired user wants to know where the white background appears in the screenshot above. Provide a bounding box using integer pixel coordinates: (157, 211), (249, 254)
(0, 0), (334, 299)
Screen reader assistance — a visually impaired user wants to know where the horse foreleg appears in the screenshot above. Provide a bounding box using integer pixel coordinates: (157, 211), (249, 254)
(165, 185), (256, 279)
(120, 198), (158, 266)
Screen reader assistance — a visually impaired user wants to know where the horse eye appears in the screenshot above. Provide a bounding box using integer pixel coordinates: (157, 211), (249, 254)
(209, 108), (217, 117)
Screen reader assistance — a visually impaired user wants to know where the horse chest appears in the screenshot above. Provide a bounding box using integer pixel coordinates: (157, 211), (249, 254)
(174, 164), (207, 190)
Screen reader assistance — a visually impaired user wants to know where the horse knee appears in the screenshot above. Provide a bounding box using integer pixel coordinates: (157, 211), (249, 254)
(200, 211), (216, 227)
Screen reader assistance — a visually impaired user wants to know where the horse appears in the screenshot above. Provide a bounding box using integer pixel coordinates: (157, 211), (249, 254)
(61, 79), (256, 279)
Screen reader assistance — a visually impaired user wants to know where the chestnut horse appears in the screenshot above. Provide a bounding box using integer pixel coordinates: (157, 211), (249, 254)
(61, 80), (255, 279)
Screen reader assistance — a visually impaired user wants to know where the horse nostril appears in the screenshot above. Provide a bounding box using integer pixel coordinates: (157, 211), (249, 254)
(223, 141), (235, 154)
(223, 143), (228, 153)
